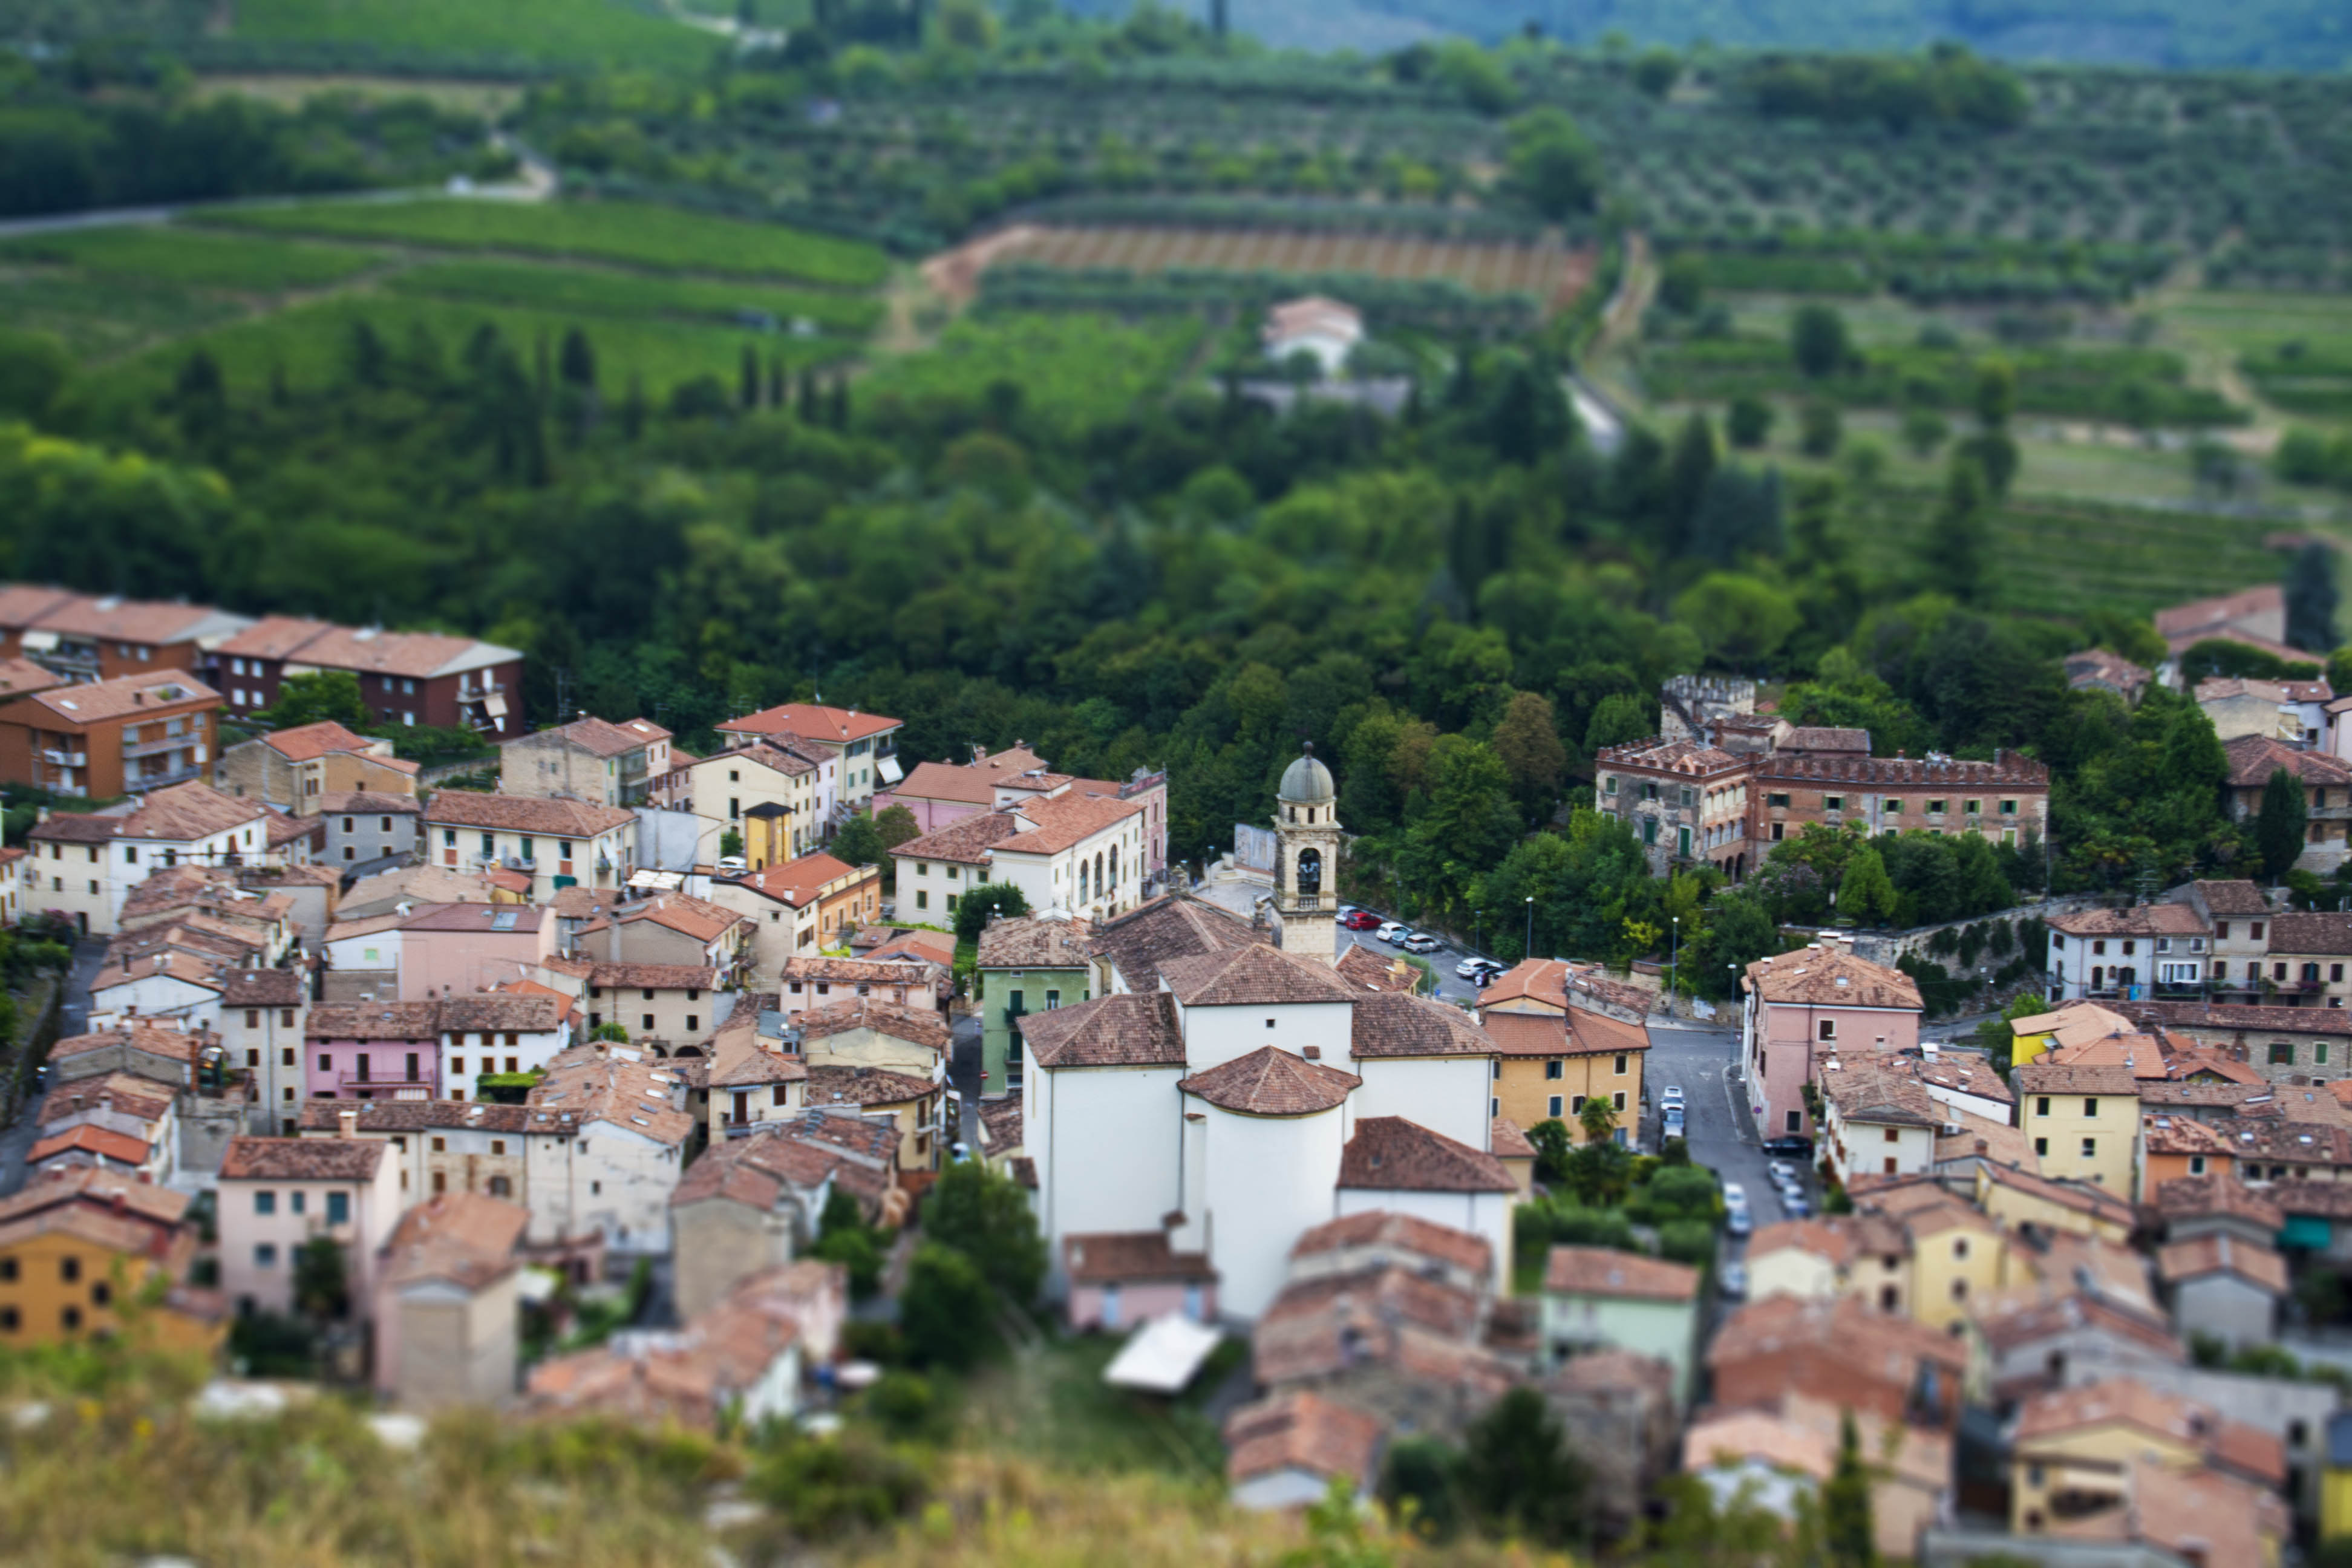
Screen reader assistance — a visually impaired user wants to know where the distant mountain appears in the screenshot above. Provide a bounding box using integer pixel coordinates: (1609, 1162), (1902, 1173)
(1076, 0), (2352, 70)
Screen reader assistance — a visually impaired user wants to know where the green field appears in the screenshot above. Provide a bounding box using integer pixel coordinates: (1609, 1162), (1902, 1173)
(387, 258), (883, 335)
(85, 291), (851, 405)
(0, 272), (249, 361)
(859, 313), (1207, 435)
(229, 0), (724, 71)
(0, 226), (386, 292)
(199, 199), (892, 288)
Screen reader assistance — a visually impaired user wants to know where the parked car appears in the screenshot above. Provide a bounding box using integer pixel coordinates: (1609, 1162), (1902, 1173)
(1402, 932), (1442, 954)
(716, 856), (748, 877)
(1725, 1206), (1753, 1238)
(1780, 1191), (1813, 1219)
(1661, 1108), (1686, 1142)
(1719, 1261), (1748, 1299)
(1455, 956), (1501, 981)
(1721, 1181), (1748, 1214)
(1761, 1135), (1815, 1160)
(1374, 921), (1408, 943)
(1766, 1161), (1797, 1184)
(1659, 1085), (1687, 1110)
(1342, 909), (1382, 931)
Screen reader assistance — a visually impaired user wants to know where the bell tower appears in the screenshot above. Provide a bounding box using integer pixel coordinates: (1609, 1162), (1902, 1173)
(1273, 743), (1341, 962)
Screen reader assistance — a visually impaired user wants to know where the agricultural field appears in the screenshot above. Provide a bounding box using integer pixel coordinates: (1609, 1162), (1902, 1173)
(964, 226), (1593, 309)
(0, 227), (387, 293)
(857, 312), (1207, 438)
(217, 0), (724, 72)
(200, 200), (893, 289)
(385, 260), (884, 336)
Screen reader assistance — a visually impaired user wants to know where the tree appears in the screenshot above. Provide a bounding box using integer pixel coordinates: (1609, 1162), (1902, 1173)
(1791, 304), (1851, 379)
(260, 670), (371, 731)
(1924, 451), (1991, 604)
(1658, 253), (1705, 316)
(1456, 1387), (1587, 1546)
(1799, 399), (1842, 458)
(1578, 1093), (1618, 1145)
(1631, 47), (1681, 98)
(2286, 541), (2339, 653)
(900, 1242), (998, 1371)
(1526, 1117), (1574, 1184)
(1491, 690), (1566, 817)
(1973, 356), (2015, 430)
(1381, 1437), (1465, 1539)
(719, 829), (744, 860)
(1900, 407), (1949, 457)
(292, 1235), (349, 1323)
(1663, 410), (1717, 548)
(558, 327), (596, 389)
(831, 811), (885, 872)
(591, 1021), (632, 1043)
(2257, 766), (2309, 878)
(1584, 692), (1655, 752)
(1675, 574), (1800, 668)
(1502, 108), (1602, 220)
(1824, 1409), (1878, 1567)
(1726, 394), (1774, 449)
(812, 1188), (882, 1299)
(921, 1160), (1046, 1304)
(1839, 846), (1899, 924)
(874, 803), (921, 851)
(953, 880), (1030, 942)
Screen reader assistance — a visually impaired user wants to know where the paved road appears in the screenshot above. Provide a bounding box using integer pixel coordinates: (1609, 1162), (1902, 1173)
(1644, 1020), (1799, 1238)
(0, 938), (107, 1197)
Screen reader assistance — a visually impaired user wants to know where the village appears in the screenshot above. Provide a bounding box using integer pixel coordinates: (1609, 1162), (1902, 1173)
(0, 582), (2344, 1564)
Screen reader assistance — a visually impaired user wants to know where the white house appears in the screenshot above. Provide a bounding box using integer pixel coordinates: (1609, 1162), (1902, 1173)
(215, 1129), (405, 1321)
(1261, 296), (1365, 378)
(25, 783), (272, 935)
(893, 789), (1148, 926)
(91, 951), (227, 1031)
(1818, 1057), (1942, 1186)
(1023, 749), (1514, 1322)
(714, 702), (900, 819)
(2045, 904), (2212, 1003)
(438, 991), (573, 1096)
(322, 914), (405, 997)
(520, 1045), (694, 1254)
(420, 791), (636, 903)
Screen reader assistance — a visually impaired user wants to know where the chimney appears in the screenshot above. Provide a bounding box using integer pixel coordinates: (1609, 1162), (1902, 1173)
(111, 1191), (127, 1216)
(338, 1109), (358, 1140)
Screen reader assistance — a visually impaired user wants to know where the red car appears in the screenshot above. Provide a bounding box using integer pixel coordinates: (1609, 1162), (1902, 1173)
(1341, 909), (1382, 930)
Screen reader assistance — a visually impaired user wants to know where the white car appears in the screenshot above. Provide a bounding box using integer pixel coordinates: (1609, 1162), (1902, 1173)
(1767, 1160), (1797, 1183)
(1401, 932), (1443, 954)
(1721, 1181), (1749, 1213)
(1375, 921), (1408, 943)
(1659, 1085), (1687, 1109)
(1455, 956), (1500, 981)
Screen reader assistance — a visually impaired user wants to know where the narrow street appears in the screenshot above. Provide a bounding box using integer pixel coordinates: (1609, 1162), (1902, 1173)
(0, 937), (106, 1198)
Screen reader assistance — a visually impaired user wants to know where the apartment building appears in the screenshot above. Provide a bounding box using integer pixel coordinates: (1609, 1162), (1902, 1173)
(26, 783), (273, 935)
(498, 716), (673, 808)
(1751, 748), (2051, 851)
(0, 588), (251, 684)
(1592, 739), (1753, 878)
(421, 790), (635, 902)
(716, 702), (902, 820)
(2045, 904), (2213, 1004)
(0, 670), (221, 797)
(1740, 944), (1924, 1141)
(2223, 734), (2352, 875)
(210, 618), (524, 734)
(215, 1132), (403, 1319)
(214, 720), (417, 811)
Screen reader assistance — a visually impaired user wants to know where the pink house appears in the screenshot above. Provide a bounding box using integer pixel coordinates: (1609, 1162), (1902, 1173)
(216, 1129), (403, 1320)
(1063, 1230), (1218, 1330)
(399, 903), (556, 1000)
(307, 1001), (444, 1100)
(1739, 945), (1924, 1142)
(875, 744), (1171, 881)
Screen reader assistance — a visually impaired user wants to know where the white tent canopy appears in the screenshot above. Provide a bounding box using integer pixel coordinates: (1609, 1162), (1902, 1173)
(1102, 1314), (1222, 1396)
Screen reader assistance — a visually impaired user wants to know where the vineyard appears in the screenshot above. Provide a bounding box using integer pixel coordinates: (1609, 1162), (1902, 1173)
(944, 226), (1595, 310)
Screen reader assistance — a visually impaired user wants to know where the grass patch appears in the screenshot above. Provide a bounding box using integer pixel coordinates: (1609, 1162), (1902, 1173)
(959, 1332), (1239, 1481)
(200, 198), (892, 288)
(86, 290), (852, 405)
(228, 0), (724, 71)
(859, 312), (1206, 437)
(0, 226), (386, 293)
(0, 272), (248, 359)
(388, 258), (883, 334)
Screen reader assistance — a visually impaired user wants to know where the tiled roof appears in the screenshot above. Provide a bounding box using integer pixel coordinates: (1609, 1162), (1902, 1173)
(2043, 1034), (2166, 1077)
(1913, 1053), (2013, 1103)
(505, 716), (652, 759)
(1744, 947), (1922, 1010)
(1490, 1117), (1537, 1160)
(1478, 958), (1573, 1009)
(39, 1072), (172, 1127)
(1333, 942), (1419, 993)
(589, 962), (720, 991)
(2045, 903), (2211, 938)
(49, 1021), (209, 1067)
(401, 901), (547, 934)
(421, 789), (633, 837)
(1161, 943), (1360, 1007)
(28, 1124), (154, 1167)
(2126, 999), (2352, 1036)
(976, 1099), (1022, 1154)
(889, 760), (1001, 805)
(719, 702), (901, 743)
(1749, 1216), (1858, 1268)
(9, 671), (220, 728)
(295, 1099), (530, 1133)
(2156, 583), (2282, 639)
(32, 593), (241, 645)
(2063, 648), (2152, 692)
(796, 998), (950, 1055)
(604, 892), (748, 945)
(1021, 990), (1184, 1069)
(1594, 737), (1749, 776)
(526, 1048), (694, 1146)
(214, 615), (335, 660)
(892, 812), (1018, 867)
(2014, 1062), (2142, 1097)
(1179, 1047), (1359, 1116)
(2153, 1175), (2284, 1231)
(307, 1002), (442, 1040)
(316, 789), (420, 814)
(2157, 1232), (2288, 1293)
(1543, 1245), (1699, 1301)
(2138, 1113), (2235, 1157)
(437, 994), (566, 1034)
(1567, 1007), (1653, 1058)
(0, 584), (77, 629)
(1707, 1292), (1967, 1377)
(1255, 1264), (1495, 1385)
(992, 790), (1142, 857)
(0, 1163), (189, 1229)
(780, 956), (937, 987)
(290, 625), (518, 682)
(2224, 732), (2352, 788)
(382, 1192), (528, 1292)
(263, 721), (384, 762)
(1782, 726), (1870, 753)
(975, 914), (1094, 970)
(219, 1135), (387, 1181)
(1290, 1210), (1493, 1279)
(1820, 1059), (1941, 1128)
(1338, 1116), (1515, 1193)
(863, 930), (956, 967)
(2271, 911), (2352, 956)
(1062, 1230), (1216, 1285)
(2018, 1377), (2286, 1486)
(806, 1064), (933, 1108)
(1224, 1393), (1383, 1489)
(1089, 893), (1263, 991)
(2194, 880), (2271, 918)
(1348, 993), (1495, 1059)
(706, 1017), (808, 1089)
(1978, 1161), (2138, 1229)
(34, 783), (262, 847)
(736, 854), (864, 907)
(1754, 749), (2050, 787)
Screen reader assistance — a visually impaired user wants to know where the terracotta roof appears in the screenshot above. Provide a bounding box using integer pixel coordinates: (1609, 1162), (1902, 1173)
(2216, 1119), (2352, 1166)
(1594, 737), (1749, 776)
(0, 584), (77, 629)
(2139, 1114), (2235, 1158)
(263, 721), (385, 762)
(0, 1163), (189, 1229)
(1349, 993), (1494, 1059)
(673, 1125), (845, 1209)
(381, 1192), (528, 1292)
(35, 783), (262, 848)
(992, 790), (1142, 857)
(48, 1021), (209, 1068)
(219, 1135), (386, 1181)
(28, 1124), (155, 1167)
(1089, 893), (1263, 991)
(2137, 1080), (2267, 1111)
(2224, 732), (2352, 789)
(1744, 947), (1922, 1010)
(734, 853), (864, 907)
(1978, 1161), (2138, 1229)
(1290, 1210), (1493, 1279)
(1160, 943), (1360, 1007)
(2043, 1033), (2167, 1077)
(401, 901), (547, 935)
(2156, 583), (2283, 639)
(2063, 648), (2152, 693)
(888, 760), (1001, 806)
(719, 702), (901, 743)
(214, 615), (335, 660)
(1820, 1059), (1941, 1128)
(316, 789), (420, 816)
(780, 956), (937, 987)
(1332, 942), (1419, 993)
(7, 671), (220, 728)
(1224, 1393), (1384, 1490)
(1544, 1244), (1700, 1302)
(39, 1072), (172, 1128)
(1913, 1053), (2014, 1103)
(1022, 990), (1184, 1069)
(307, 1002), (442, 1040)
(437, 993), (566, 1034)
(1490, 1117), (1537, 1160)
(1707, 1293), (1967, 1380)
(1684, 1406), (1837, 1481)
(2265, 1180), (2352, 1220)
(420, 789), (633, 837)
(2157, 1232), (2288, 1293)
(2271, 911), (2352, 956)
(806, 1063), (934, 1108)
(288, 625), (518, 682)
(976, 1098), (1022, 1154)
(2018, 1377), (2287, 1486)
(1179, 1047), (1359, 1116)
(1749, 1216), (1858, 1267)
(31, 593), (240, 645)
(864, 930), (956, 967)
(526, 1048), (695, 1146)
(2154, 1175), (2283, 1231)
(2194, 880), (2272, 917)
(795, 997), (950, 1055)
(1753, 749), (2050, 788)
(976, 914), (1094, 970)
(1255, 1264), (1495, 1385)
(1934, 1109), (2040, 1173)
(1062, 1230), (1216, 1285)
(294, 1099), (531, 1134)
(1482, 1010), (1571, 1058)
(339, 862), (503, 915)
(1478, 958), (1573, 1010)
(1782, 726), (1871, 753)
(2126, 999), (2352, 1037)
(1338, 1117), (1514, 1193)
(589, 962), (720, 991)
(505, 716), (653, 760)
(603, 892), (748, 946)
(893, 812), (1018, 867)
(2046, 903), (2212, 938)
(2014, 1061), (2143, 1097)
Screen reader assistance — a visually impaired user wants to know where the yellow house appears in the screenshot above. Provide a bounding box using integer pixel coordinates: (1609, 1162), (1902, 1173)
(1857, 1181), (2009, 1333)
(1483, 1008), (1649, 1141)
(690, 742), (823, 866)
(2006, 1001), (2135, 1069)
(2013, 1379), (2287, 1557)
(0, 1168), (222, 1357)
(1974, 1161), (2136, 1244)
(2014, 1061), (2140, 1195)
(2324, 1411), (2352, 1542)
(1745, 1212), (1912, 1313)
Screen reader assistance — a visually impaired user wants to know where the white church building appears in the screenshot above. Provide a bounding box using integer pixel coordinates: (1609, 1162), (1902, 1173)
(1020, 747), (1517, 1322)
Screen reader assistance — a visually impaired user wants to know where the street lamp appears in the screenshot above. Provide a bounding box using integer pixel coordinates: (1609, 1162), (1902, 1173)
(1524, 895), (1535, 959)
(1668, 915), (1680, 1019)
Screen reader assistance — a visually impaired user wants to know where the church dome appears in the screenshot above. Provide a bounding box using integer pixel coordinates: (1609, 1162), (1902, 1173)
(1278, 745), (1335, 804)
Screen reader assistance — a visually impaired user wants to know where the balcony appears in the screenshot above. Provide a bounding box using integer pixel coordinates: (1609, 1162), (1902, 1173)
(41, 749), (87, 768)
(122, 730), (198, 759)
(336, 1072), (434, 1097)
(131, 762), (205, 789)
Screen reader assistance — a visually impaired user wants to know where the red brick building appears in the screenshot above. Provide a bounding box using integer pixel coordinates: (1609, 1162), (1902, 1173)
(0, 671), (222, 797)
(0, 588), (252, 685)
(211, 617), (524, 735)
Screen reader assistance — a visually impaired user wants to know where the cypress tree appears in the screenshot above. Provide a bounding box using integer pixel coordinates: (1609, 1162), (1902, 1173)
(1924, 451), (1991, 604)
(2257, 765), (2308, 879)
(1824, 1410), (1877, 1567)
(740, 343), (760, 410)
(798, 366), (820, 423)
(621, 373), (646, 441)
(829, 373), (850, 430)
(558, 328), (597, 390)
(768, 354), (785, 410)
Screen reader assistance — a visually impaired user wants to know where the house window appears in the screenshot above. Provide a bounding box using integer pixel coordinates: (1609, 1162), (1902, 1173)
(254, 1244), (278, 1269)
(1613, 1053), (1628, 1074)
(1545, 1060), (1563, 1080)
(1818, 1019), (1837, 1041)
(326, 1191), (348, 1225)
(1549, 1096), (1563, 1117)
(2034, 1138), (2048, 1156)
(915, 891), (927, 910)
(1884, 1128), (1899, 1143)
(2035, 1096), (2051, 1117)
(253, 1191), (276, 1216)
(1786, 1111), (1803, 1133)
(2081, 1137), (2097, 1158)
(1613, 1092), (1626, 1111)
(2272, 1043), (2294, 1065)
(1768, 792), (1789, 809)
(2082, 1099), (2098, 1117)
(642, 1014), (655, 1030)
(1823, 795), (1844, 812)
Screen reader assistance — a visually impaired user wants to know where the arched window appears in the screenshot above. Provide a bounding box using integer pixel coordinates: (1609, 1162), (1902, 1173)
(1298, 847), (1322, 897)
(1077, 861), (1088, 903)
(1094, 852), (1105, 896)
(1110, 843), (1119, 883)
